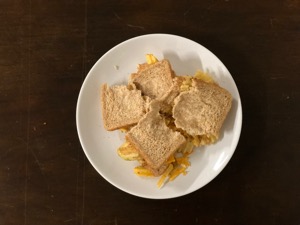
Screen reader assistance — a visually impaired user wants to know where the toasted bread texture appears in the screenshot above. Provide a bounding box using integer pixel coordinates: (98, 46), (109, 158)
(101, 84), (147, 131)
(126, 107), (186, 176)
(129, 59), (174, 99)
(173, 79), (232, 137)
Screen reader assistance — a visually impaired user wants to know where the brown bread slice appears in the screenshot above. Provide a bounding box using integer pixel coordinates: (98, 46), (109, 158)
(126, 107), (186, 176)
(129, 59), (174, 99)
(101, 84), (147, 131)
(173, 79), (232, 138)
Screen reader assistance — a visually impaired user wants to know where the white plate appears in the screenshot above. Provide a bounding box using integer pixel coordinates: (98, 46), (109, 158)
(76, 34), (242, 199)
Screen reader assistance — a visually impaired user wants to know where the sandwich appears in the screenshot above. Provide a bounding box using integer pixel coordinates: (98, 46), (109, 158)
(126, 101), (186, 176)
(129, 59), (174, 99)
(100, 54), (233, 188)
(173, 78), (232, 144)
(101, 84), (148, 131)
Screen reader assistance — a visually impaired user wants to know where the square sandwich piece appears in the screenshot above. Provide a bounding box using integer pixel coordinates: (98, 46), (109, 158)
(126, 105), (186, 176)
(173, 79), (232, 139)
(129, 59), (174, 99)
(101, 84), (147, 131)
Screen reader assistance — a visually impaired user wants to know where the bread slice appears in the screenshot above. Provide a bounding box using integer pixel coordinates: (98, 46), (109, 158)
(126, 107), (186, 176)
(129, 59), (174, 99)
(101, 84), (147, 131)
(172, 79), (232, 138)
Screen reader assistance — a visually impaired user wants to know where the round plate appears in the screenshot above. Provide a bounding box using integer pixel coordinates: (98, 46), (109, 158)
(76, 34), (242, 199)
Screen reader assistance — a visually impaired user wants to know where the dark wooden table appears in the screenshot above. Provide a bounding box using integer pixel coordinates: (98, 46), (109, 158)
(1, 0), (299, 224)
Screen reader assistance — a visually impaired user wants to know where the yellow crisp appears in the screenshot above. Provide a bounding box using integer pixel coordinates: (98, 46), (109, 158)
(175, 157), (191, 167)
(146, 54), (158, 64)
(157, 164), (173, 188)
(185, 141), (194, 154)
(169, 166), (187, 181)
(179, 76), (193, 92)
(134, 166), (154, 177)
(117, 142), (140, 161)
(119, 128), (128, 133)
(192, 136), (201, 147)
(179, 71), (215, 92)
(166, 154), (176, 164)
(194, 70), (215, 83)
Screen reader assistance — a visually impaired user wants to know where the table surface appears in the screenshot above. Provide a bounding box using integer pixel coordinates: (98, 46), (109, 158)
(1, 0), (299, 224)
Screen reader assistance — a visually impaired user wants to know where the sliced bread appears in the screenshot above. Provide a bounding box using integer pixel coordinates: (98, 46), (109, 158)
(129, 59), (174, 99)
(101, 84), (147, 131)
(126, 107), (186, 176)
(172, 79), (232, 137)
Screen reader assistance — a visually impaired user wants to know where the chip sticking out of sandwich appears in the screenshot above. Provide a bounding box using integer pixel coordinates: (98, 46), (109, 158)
(100, 54), (232, 188)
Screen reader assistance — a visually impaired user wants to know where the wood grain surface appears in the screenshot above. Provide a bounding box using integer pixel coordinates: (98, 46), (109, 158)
(0, 0), (299, 224)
